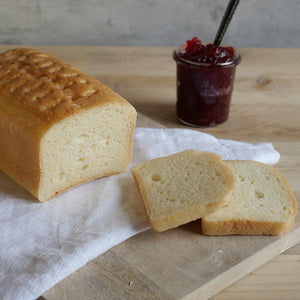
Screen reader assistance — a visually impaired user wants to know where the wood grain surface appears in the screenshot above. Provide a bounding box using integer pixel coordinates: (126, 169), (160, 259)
(1, 45), (298, 299)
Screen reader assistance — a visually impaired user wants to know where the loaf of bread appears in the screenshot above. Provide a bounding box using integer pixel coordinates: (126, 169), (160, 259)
(131, 150), (236, 232)
(0, 48), (137, 202)
(201, 161), (297, 235)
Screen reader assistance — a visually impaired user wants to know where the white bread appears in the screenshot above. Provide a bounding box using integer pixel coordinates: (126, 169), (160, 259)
(201, 160), (297, 235)
(131, 150), (236, 232)
(0, 48), (137, 202)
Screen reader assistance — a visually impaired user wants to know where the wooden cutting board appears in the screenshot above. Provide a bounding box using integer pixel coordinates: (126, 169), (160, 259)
(42, 113), (300, 300)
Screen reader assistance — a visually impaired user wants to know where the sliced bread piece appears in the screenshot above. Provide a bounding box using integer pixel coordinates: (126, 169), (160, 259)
(201, 160), (297, 236)
(131, 150), (236, 232)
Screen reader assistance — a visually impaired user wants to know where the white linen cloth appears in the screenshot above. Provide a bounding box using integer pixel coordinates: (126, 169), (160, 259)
(0, 127), (280, 300)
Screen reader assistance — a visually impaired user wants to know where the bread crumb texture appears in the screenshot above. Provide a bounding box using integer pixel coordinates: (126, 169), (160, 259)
(39, 103), (136, 201)
(201, 160), (297, 236)
(131, 150), (236, 232)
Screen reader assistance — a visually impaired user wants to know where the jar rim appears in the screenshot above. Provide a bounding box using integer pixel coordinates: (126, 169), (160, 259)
(173, 44), (241, 68)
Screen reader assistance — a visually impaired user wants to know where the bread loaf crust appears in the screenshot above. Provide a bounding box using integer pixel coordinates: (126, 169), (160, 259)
(0, 109), (40, 195)
(201, 219), (296, 236)
(0, 48), (127, 125)
(0, 48), (137, 201)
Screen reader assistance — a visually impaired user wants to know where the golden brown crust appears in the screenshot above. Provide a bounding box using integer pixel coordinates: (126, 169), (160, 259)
(150, 195), (233, 232)
(0, 48), (125, 124)
(201, 217), (296, 236)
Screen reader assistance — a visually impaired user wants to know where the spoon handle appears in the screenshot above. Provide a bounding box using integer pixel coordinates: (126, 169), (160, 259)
(213, 0), (240, 47)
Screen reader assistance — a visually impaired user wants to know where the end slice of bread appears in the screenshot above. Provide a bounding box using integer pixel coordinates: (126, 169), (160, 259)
(131, 150), (236, 232)
(201, 160), (297, 236)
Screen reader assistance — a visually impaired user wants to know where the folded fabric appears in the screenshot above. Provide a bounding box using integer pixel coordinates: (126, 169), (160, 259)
(0, 127), (280, 300)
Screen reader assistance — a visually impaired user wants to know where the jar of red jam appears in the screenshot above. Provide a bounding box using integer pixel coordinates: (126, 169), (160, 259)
(173, 37), (241, 126)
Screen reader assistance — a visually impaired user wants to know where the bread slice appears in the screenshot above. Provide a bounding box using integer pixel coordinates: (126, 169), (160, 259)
(0, 48), (136, 202)
(131, 150), (236, 232)
(201, 160), (297, 236)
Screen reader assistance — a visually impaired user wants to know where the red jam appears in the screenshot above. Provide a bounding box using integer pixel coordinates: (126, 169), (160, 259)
(180, 37), (235, 64)
(173, 37), (241, 126)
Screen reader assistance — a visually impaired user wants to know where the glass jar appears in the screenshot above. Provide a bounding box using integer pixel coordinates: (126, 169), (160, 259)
(173, 46), (241, 127)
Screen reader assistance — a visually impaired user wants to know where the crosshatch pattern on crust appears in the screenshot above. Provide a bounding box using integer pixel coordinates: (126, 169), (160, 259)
(0, 48), (114, 122)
